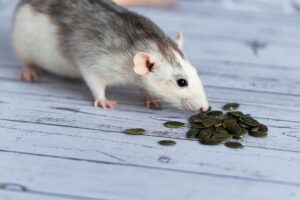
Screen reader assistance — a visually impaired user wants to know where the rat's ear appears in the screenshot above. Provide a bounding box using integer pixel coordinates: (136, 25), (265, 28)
(175, 32), (184, 50)
(133, 52), (155, 76)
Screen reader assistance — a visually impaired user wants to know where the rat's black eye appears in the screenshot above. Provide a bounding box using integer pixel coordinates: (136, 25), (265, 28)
(177, 79), (188, 87)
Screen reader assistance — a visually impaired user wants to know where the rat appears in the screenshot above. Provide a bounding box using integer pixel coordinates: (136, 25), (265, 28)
(12, 0), (209, 111)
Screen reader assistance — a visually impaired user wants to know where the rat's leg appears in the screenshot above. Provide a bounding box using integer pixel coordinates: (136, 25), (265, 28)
(114, 0), (178, 8)
(20, 63), (44, 82)
(81, 69), (117, 109)
(141, 89), (162, 109)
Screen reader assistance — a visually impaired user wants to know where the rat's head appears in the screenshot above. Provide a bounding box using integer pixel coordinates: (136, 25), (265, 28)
(133, 33), (209, 112)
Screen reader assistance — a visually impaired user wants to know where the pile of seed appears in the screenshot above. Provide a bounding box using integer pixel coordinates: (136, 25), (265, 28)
(186, 103), (268, 147)
(124, 103), (268, 148)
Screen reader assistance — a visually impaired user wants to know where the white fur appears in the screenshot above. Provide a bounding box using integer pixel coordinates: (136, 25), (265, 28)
(12, 5), (81, 78)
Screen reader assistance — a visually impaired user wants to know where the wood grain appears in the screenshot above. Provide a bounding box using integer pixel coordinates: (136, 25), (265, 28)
(0, 0), (300, 199)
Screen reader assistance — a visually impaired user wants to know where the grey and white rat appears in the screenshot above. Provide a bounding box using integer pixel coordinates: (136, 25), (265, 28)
(12, 0), (209, 111)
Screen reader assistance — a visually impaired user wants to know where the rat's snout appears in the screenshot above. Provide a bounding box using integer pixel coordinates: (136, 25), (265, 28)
(182, 95), (209, 112)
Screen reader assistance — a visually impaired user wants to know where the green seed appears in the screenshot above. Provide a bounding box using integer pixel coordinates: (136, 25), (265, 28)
(232, 132), (246, 139)
(158, 140), (176, 146)
(202, 117), (218, 128)
(215, 127), (228, 134)
(228, 111), (244, 118)
(164, 121), (185, 128)
(223, 120), (242, 135)
(250, 126), (260, 133)
(200, 136), (222, 145)
(208, 111), (223, 117)
(198, 128), (213, 139)
(241, 116), (260, 127)
(249, 131), (268, 138)
(225, 142), (244, 149)
(186, 128), (199, 138)
(213, 132), (233, 140)
(190, 122), (206, 129)
(259, 124), (268, 132)
(124, 128), (145, 135)
(189, 115), (202, 123)
(223, 103), (240, 111)
(197, 113), (208, 119)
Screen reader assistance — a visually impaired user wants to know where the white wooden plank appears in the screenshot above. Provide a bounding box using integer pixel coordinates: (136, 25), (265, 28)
(0, 119), (300, 185)
(1, 54), (300, 96)
(0, 152), (299, 200)
(0, 190), (78, 200)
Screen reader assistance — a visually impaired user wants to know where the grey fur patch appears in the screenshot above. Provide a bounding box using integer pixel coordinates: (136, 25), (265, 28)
(18, 0), (184, 68)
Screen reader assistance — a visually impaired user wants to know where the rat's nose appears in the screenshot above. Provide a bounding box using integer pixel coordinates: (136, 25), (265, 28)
(199, 104), (210, 112)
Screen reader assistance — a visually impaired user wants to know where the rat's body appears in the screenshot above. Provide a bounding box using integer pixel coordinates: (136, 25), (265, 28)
(12, 0), (209, 111)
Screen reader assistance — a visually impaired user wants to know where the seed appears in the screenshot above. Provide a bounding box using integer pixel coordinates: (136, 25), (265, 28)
(124, 128), (145, 135)
(215, 127), (228, 134)
(202, 117), (218, 128)
(223, 103), (240, 111)
(225, 142), (244, 149)
(200, 135), (222, 145)
(223, 120), (242, 135)
(232, 132), (246, 139)
(250, 126), (260, 133)
(158, 140), (176, 146)
(259, 124), (268, 132)
(249, 131), (268, 138)
(164, 121), (185, 128)
(208, 111), (223, 117)
(228, 111), (244, 118)
(198, 128), (213, 139)
(189, 115), (202, 123)
(197, 113), (208, 119)
(213, 132), (233, 140)
(190, 122), (206, 129)
(186, 128), (199, 138)
(241, 116), (260, 127)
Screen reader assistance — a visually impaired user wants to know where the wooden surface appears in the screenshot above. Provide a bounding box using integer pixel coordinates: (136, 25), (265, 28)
(1, 0), (300, 199)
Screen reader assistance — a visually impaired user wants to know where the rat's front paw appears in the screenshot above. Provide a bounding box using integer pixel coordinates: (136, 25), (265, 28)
(20, 66), (43, 82)
(94, 100), (117, 109)
(141, 90), (162, 109)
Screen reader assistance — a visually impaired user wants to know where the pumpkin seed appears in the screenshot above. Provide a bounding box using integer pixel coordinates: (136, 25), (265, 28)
(228, 111), (244, 118)
(200, 135), (222, 145)
(198, 128), (213, 139)
(241, 116), (260, 127)
(186, 128), (199, 138)
(189, 115), (202, 123)
(208, 111), (223, 117)
(158, 140), (177, 146)
(225, 142), (244, 149)
(197, 113), (208, 119)
(124, 128), (145, 135)
(213, 132), (233, 140)
(259, 124), (268, 132)
(223, 120), (242, 135)
(249, 131), (268, 138)
(223, 103), (240, 111)
(202, 118), (218, 128)
(215, 127), (228, 134)
(164, 121), (185, 128)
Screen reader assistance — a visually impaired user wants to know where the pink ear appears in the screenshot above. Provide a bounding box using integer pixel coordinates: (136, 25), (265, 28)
(133, 52), (155, 76)
(175, 32), (184, 50)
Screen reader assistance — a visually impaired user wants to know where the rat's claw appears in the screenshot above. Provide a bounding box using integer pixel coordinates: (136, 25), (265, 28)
(141, 89), (162, 109)
(20, 65), (44, 82)
(94, 100), (117, 109)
